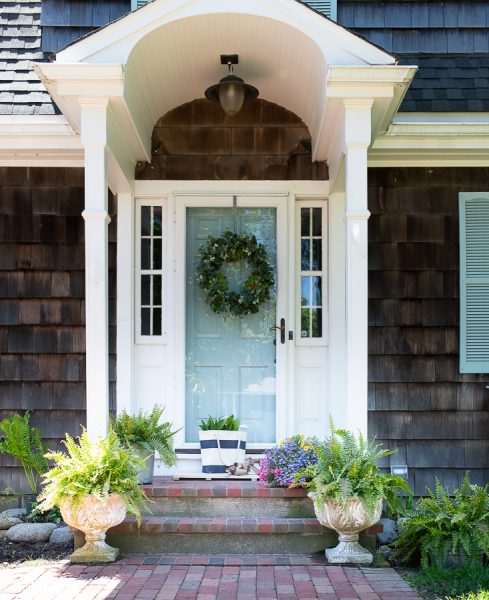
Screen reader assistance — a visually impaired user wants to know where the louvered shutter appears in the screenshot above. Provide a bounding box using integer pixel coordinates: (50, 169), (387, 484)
(131, 0), (150, 9)
(459, 192), (489, 373)
(302, 1), (337, 20)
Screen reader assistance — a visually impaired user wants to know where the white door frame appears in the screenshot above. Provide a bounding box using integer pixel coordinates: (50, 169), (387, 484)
(174, 193), (289, 450)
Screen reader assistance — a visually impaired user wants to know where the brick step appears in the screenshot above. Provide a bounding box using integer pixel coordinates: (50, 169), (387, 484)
(141, 477), (314, 518)
(97, 517), (381, 555)
(105, 518), (331, 555)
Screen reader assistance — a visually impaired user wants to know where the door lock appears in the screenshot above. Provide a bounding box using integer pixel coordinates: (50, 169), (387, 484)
(270, 318), (286, 344)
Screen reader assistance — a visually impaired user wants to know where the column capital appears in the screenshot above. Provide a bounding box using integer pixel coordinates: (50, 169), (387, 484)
(80, 100), (109, 148)
(343, 100), (373, 149)
(82, 209), (111, 224)
(344, 210), (371, 222)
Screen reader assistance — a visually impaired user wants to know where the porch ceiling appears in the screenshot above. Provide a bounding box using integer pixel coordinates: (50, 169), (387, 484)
(124, 13), (326, 144)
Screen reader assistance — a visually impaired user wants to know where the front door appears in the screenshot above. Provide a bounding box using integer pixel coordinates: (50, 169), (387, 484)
(184, 198), (287, 445)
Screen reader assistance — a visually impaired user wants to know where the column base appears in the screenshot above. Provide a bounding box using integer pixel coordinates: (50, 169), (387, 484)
(70, 541), (120, 564)
(325, 540), (373, 565)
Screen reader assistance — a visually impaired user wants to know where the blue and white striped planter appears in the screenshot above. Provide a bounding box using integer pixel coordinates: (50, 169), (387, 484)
(198, 430), (247, 474)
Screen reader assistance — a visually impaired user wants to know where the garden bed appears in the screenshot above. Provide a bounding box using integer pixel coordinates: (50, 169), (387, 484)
(0, 540), (72, 566)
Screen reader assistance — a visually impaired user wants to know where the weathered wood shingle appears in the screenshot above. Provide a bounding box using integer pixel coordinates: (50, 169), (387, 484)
(368, 167), (489, 495)
(0, 167), (117, 493)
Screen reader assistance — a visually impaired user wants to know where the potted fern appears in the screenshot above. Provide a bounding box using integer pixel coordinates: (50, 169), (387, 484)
(0, 411), (49, 514)
(37, 429), (147, 563)
(294, 424), (411, 564)
(199, 415), (246, 474)
(111, 406), (179, 484)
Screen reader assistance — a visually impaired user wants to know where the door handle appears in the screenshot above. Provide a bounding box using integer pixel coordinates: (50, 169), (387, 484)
(270, 318), (286, 344)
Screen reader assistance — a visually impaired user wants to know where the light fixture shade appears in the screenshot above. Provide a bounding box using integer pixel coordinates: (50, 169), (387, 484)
(219, 77), (245, 116)
(205, 74), (259, 116)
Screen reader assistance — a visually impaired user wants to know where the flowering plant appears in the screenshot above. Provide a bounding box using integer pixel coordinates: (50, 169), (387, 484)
(258, 434), (320, 488)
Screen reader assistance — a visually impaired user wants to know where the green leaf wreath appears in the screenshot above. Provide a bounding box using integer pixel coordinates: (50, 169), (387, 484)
(197, 231), (275, 318)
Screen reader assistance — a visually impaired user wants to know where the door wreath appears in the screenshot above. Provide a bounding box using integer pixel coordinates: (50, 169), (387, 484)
(196, 231), (275, 317)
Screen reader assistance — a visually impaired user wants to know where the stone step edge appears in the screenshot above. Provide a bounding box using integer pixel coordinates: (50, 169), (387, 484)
(143, 484), (308, 499)
(114, 516), (382, 535)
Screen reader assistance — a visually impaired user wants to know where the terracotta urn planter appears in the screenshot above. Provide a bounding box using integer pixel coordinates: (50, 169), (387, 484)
(309, 493), (382, 564)
(59, 493), (127, 563)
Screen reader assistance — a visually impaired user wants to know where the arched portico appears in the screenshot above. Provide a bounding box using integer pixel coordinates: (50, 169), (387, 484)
(33, 0), (416, 448)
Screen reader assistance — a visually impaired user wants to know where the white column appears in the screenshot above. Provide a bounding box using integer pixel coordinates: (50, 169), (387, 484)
(81, 99), (111, 439)
(343, 100), (372, 437)
(116, 192), (134, 415)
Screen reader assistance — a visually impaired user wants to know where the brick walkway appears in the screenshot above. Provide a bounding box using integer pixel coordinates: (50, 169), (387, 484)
(0, 555), (423, 599)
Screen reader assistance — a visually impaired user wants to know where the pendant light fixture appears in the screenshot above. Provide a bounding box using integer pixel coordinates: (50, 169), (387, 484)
(205, 54), (259, 116)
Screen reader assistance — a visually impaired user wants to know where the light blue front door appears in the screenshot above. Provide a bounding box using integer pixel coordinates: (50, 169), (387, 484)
(185, 207), (277, 444)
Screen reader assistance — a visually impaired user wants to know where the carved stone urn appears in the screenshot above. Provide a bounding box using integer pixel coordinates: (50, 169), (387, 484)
(59, 493), (127, 563)
(309, 493), (382, 564)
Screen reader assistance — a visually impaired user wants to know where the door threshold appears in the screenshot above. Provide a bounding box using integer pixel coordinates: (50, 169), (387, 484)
(174, 472), (259, 481)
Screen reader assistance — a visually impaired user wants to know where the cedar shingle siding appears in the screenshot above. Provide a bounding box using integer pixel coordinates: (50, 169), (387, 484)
(368, 168), (489, 495)
(0, 168), (117, 493)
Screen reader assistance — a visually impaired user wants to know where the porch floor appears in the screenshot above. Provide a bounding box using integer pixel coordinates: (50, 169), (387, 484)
(0, 556), (423, 599)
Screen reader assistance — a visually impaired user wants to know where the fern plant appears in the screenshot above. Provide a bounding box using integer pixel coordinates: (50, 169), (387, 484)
(199, 415), (240, 431)
(37, 429), (147, 524)
(293, 423), (411, 516)
(111, 406), (179, 467)
(393, 474), (489, 569)
(0, 412), (49, 493)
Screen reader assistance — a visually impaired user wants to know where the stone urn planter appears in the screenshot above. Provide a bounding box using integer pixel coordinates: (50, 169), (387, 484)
(59, 494), (127, 563)
(309, 493), (383, 564)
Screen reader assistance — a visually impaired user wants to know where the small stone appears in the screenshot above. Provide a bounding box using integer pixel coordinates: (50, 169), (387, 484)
(377, 544), (393, 558)
(377, 518), (398, 545)
(49, 526), (74, 544)
(0, 509), (25, 530)
(6, 523), (57, 543)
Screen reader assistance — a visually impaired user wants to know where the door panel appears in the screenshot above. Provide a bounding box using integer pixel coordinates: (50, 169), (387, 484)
(185, 207), (277, 443)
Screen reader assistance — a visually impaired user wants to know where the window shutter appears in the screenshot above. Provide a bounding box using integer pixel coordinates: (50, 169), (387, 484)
(459, 192), (489, 373)
(302, 1), (337, 21)
(131, 0), (150, 9)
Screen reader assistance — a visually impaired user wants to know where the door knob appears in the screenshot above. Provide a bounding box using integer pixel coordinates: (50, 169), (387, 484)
(270, 318), (286, 344)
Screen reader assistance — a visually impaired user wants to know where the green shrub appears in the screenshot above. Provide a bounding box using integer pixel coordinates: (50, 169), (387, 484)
(111, 406), (179, 467)
(199, 415), (240, 431)
(26, 503), (63, 524)
(0, 412), (49, 493)
(406, 565), (489, 600)
(394, 474), (489, 569)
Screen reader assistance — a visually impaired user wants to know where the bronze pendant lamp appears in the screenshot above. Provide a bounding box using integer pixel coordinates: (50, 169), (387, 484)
(205, 54), (259, 116)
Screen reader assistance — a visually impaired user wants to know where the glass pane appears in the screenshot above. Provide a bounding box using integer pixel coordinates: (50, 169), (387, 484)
(141, 308), (150, 335)
(186, 207), (276, 444)
(301, 276), (310, 306)
(141, 206), (151, 236)
(153, 238), (162, 270)
(312, 239), (322, 271)
(312, 276), (322, 306)
(153, 275), (162, 306)
(153, 207), (162, 236)
(301, 239), (310, 270)
(141, 239), (151, 270)
(301, 309), (310, 338)
(141, 275), (151, 305)
(153, 308), (162, 335)
(311, 308), (322, 337)
(301, 207), (310, 236)
(312, 208), (322, 236)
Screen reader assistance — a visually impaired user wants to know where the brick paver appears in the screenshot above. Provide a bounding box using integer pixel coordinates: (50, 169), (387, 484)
(0, 556), (422, 600)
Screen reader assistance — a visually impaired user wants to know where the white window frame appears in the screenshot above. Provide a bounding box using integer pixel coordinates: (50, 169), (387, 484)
(295, 198), (328, 347)
(135, 197), (167, 344)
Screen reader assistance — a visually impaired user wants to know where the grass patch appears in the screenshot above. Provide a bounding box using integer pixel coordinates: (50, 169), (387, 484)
(405, 565), (489, 600)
